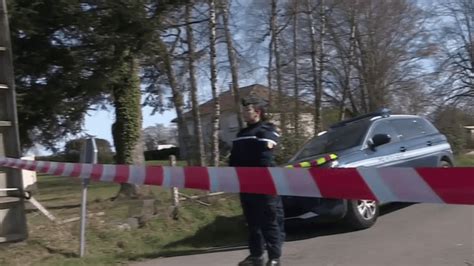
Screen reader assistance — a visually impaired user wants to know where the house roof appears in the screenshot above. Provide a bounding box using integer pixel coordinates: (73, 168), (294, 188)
(171, 84), (313, 122)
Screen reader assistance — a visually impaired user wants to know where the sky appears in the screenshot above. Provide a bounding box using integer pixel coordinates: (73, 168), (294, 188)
(83, 105), (176, 145)
(28, 107), (176, 156)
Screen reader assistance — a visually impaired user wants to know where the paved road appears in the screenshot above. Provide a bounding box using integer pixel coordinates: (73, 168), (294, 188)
(132, 204), (473, 266)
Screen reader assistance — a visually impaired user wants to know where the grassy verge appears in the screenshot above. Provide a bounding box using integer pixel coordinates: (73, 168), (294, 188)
(0, 164), (245, 265)
(455, 154), (474, 166)
(146, 160), (188, 167)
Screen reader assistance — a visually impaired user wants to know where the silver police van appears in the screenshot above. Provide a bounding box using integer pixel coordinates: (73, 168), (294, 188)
(283, 109), (454, 230)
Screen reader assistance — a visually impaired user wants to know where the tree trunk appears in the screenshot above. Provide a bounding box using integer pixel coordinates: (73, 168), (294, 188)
(157, 38), (191, 165)
(317, 0), (326, 128)
(221, 0), (244, 129)
(112, 56), (145, 199)
(272, 0), (286, 134)
(292, 0), (300, 137)
(339, 2), (357, 121)
(209, 0), (220, 166)
(354, 20), (370, 114)
(268, 2), (275, 109)
(186, 2), (207, 166)
(307, 0), (322, 133)
(339, 7), (356, 121)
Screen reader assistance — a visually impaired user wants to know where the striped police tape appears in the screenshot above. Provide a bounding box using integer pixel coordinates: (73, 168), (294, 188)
(0, 157), (473, 205)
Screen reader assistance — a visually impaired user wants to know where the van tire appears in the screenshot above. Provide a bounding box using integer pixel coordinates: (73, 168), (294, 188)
(438, 160), (452, 168)
(343, 200), (379, 230)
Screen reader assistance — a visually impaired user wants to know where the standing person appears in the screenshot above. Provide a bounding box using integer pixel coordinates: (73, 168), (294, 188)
(229, 95), (285, 266)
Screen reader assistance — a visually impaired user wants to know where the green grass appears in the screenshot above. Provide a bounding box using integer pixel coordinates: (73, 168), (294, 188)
(0, 168), (244, 265)
(456, 154), (474, 166)
(146, 160), (188, 167)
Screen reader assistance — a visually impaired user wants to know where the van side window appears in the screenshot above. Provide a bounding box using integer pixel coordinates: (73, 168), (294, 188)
(390, 119), (427, 140)
(418, 118), (439, 134)
(369, 121), (400, 143)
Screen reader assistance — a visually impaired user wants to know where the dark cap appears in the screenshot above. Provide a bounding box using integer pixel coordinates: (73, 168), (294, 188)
(241, 95), (268, 107)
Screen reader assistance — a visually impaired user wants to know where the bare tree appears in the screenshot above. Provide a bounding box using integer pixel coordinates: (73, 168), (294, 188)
(267, 0), (276, 108)
(209, 0), (220, 166)
(317, 0), (326, 130)
(220, 0), (245, 129)
(318, 0), (434, 115)
(156, 37), (192, 164)
(186, 2), (207, 166)
(324, 0), (358, 119)
(291, 0), (301, 137)
(435, 0), (474, 104)
(338, 0), (357, 120)
(271, 0), (287, 134)
(353, 0), (432, 112)
(306, 0), (323, 132)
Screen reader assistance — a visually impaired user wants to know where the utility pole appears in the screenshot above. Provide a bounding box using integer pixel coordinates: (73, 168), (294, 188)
(0, 0), (28, 243)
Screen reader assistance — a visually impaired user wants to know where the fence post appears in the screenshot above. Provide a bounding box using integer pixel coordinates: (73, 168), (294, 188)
(169, 155), (179, 219)
(79, 138), (97, 257)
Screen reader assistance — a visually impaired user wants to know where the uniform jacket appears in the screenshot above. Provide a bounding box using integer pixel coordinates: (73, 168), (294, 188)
(229, 121), (280, 167)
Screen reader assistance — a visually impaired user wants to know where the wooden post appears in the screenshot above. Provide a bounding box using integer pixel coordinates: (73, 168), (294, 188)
(169, 155), (179, 219)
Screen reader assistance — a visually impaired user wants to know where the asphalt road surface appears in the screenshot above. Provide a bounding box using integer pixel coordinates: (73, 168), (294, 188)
(132, 203), (473, 266)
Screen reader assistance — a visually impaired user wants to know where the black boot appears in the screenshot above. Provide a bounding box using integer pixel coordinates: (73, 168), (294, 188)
(238, 255), (265, 266)
(266, 258), (280, 266)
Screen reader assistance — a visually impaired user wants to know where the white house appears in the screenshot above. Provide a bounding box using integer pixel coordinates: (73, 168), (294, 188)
(174, 84), (315, 150)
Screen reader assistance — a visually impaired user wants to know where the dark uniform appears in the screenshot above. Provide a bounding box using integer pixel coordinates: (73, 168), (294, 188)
(230, 121), (285, 263)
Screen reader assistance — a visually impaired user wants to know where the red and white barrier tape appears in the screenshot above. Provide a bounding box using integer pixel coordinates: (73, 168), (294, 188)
(1, 157), (473, 205)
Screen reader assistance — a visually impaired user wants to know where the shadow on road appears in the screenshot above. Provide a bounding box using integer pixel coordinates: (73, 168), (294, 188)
(129, 203), (415, 261)
(379, 202), (415, 216)
(285, 202), (415, 242)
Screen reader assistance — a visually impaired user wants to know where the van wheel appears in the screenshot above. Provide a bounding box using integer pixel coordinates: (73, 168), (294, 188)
(343, 200), (379, 230)
(438, 160), (452, 168)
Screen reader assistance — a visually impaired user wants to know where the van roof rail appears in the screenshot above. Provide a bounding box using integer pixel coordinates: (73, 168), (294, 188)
(330, 108), (391, 128)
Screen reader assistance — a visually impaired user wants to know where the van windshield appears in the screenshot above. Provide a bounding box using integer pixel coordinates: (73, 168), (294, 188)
(293, 120), (371, 161)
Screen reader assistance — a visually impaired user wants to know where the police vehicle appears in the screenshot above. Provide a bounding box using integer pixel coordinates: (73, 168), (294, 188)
(283, 109), (454, 230)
